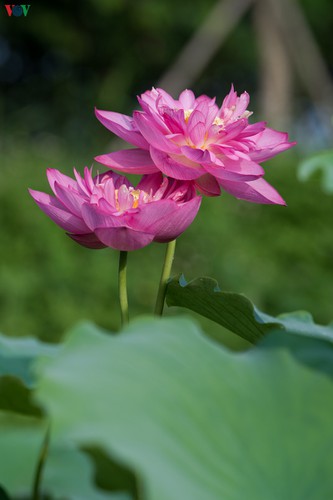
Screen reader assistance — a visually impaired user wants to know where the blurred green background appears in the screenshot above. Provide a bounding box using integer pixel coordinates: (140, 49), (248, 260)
(1, 0), (333, 343)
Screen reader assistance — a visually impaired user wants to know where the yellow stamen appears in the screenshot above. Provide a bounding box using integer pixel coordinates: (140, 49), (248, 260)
(114, 189), (120, 211)
(131, 189), (141, 208)
(213, 116), (224, 127)
(184, 109), (193, 123)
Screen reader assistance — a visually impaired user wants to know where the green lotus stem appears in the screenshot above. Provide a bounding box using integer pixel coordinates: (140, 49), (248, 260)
(118, 250), (129, 326)
(154, 239), (177, 316)
(32, 424), (50, 500)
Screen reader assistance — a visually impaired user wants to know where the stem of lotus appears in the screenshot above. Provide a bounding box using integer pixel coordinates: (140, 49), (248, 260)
(32, 424), (50, 500)
(118, 251), (129, 326)
(154, 239), (177, 316)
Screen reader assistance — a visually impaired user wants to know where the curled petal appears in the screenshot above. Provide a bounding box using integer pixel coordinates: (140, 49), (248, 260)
(67, 233), (106, 249)
(195, 174), (221, 196)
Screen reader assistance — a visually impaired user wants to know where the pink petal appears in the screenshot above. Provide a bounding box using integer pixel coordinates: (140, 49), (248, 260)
(67, 233), (106, 249)
(150, 147), (204, 180)
(53, 183), (85, 217)
(204, 157), (264, 182)
(95, 149), (159, 174)
(117, 185), (132, 211)
(220, 84), (237, 110)
(178, 89), (195, 109)
(95, 227), (155, 251)
(127, 199), (178, 232)
(155, 88), (178, 108)
(195, 99), (219, 128)
(180, 146), (213, 164)
(83, 167), (95, 193)
(248, 128), (296, 162)
(220, 119), (248, 142)
(81, 203), (124, 231)
(238, 121), (266, 138)
(29, 189), (89, 233)
(220, 156), (264, 176)
(188, 121), (206, 147)
(153, 197), (202, 242)
(232, 91), (250, 118)
(95, 109), (149, 149)
(137, 91), (159, 114)
(187, 109), (206, 138)
(46, 169), (78, 194)
(252, 127), (289, 148)
(181, 148), (262, 182)
(219, 177), (286, 205)
(134, 112), (179, 154)
(162, 109), (186, 134)
(124, 197), (201, 241)
(74, 169), (91, 197)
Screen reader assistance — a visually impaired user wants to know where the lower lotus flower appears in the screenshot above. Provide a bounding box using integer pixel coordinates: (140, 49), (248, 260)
(95, 86), (296, 204)
(29, 168), (201, 251)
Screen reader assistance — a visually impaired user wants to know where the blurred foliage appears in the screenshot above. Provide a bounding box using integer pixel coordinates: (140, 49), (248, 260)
(298, 149), (333, 193)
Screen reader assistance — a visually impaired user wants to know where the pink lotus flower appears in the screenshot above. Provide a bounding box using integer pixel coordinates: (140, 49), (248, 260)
(95, 86), (296, 204)
(29, 168), (201, 251)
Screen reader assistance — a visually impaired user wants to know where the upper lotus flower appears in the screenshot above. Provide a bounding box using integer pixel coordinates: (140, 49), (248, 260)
(29, 168), (201, 251)
(95, 86), (296, 204)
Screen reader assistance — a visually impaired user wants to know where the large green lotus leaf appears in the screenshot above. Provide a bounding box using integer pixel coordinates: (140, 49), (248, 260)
(0, 333), (58, 386)
(0, 485), (10, 500)
(0, 412), (128, 500)
(35, 318), (333, 500)
(0, 334), (58, 416)
(0, 376), (42, 416)
(166, 275), (333, 344)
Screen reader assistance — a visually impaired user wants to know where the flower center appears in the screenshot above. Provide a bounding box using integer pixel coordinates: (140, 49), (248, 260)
(113, 187), (150, 212)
